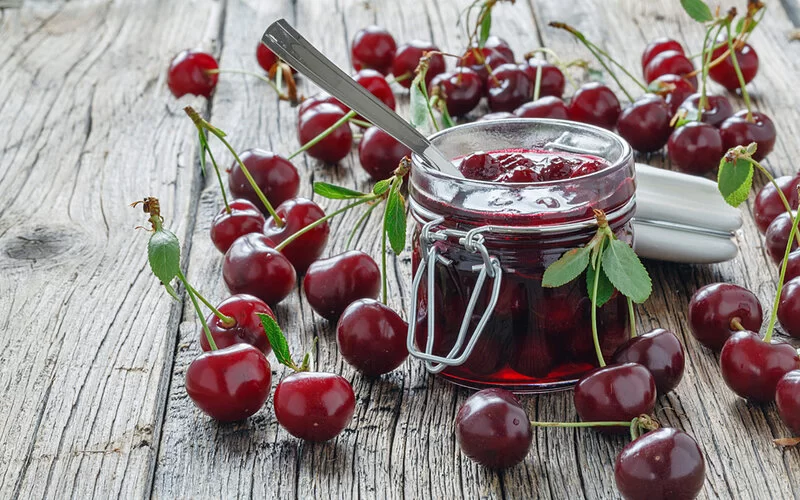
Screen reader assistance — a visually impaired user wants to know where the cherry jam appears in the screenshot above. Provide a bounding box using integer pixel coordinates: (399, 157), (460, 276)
(457, 149), (607, 183)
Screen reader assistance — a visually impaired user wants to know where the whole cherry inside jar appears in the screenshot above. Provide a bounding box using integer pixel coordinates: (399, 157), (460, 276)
(407, 119), (636, 392)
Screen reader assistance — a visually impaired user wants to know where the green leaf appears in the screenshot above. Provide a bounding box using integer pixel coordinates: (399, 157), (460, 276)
(409, 77), (430, 129)
(373, 179), (392, 196)
(542, 245), (591, 288)
(586, 264), (614, 308)
(439, 100), (456, 128)
(147, 229), (181, 294)
(478, 10), (492, 48)
(384, 182), (407, 254)
(257, 313), (293, 368)
(680, 0), (713, 22)
(717, 157), (754, 207)
(601, 239), (652, 303)
(313, 182), (367, 200)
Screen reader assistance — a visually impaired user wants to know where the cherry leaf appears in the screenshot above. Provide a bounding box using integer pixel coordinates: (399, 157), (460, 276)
(409, 72), (430, 129)
(257, 313), (293, 368)
(373, 179), (392, 196)
(542, 245), (591, 288)
(680, 0), (713, 22)
(478, 10), (492, 48)
(601, 239), (652, 304)
(148, 229), (181, 300)
(717, 157), (754, 207)
(313, 182), (367, 200)
(384, 182), (407, 254)
(586, 263), (614, 308)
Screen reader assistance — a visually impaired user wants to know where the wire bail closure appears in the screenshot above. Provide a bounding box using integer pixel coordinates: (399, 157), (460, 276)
(406, 217), (504, 373)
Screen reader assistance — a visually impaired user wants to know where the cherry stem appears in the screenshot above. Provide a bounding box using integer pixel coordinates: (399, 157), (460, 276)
(532, 61), (543, 102)
(288, 110), (356, 160)
(350, 118), (373, 128)
(181, 278), (235, 327)
(381, 194), (389, 305)
(724, 22), (753, 121)
(591, 238), (607, 368)
(697, 23), (724, 116)
(177, 273), (218, 351)
(530, 420), (632, 428)
(206, 68), (287, 100)
(627, 297), (636, 338)
(346, 201), (379, 251)
(764, 190), (800, 343)
(746, 157), (800, 246)
(730, 317), (746, 331)
(204, 136), (230, 213)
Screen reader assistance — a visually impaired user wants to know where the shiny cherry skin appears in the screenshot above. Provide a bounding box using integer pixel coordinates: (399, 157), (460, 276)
(765, 212), (798, 264)
(297, 93), (342, 117)
(210, 199), (266, 254)
(487, 63), (533, 112)
(514, 96), (569, 119)
(167, 50), (219, 98)
(484, 36), (515, 61)
(720, 331), (800, 402)
(351, 26), (397, 75)
(776, 370), (800, 434)
(455, 388), (533, 469)
(754, 175), (800, 233)
(612, 329), (685, 395)
(358, 127), (412, 180)
(641, 37), (685, 68)
(264, 197), (330, 274)
(391, 40), (445, 88)
(273, 371), (356, 441)
(521, 59), (566, 98)
(667, 122), (723, 175)
(185, 344), (271, 422)
(256, 43), (277, 72)
(573, 363), (657, 434)
(719, 110), (777, 161)
(297, 103), (353, 164)
(353, 69), (396, 111)
(617, 94), (672, 153)
(615, 428), (705, 500)
(568, 82), (621, 130)
(786, 251), (800, 282)
(650, 74), (696, 114)
(709, 42), (759, 91)
(428, 68), (484, 117)
(223, 233), (297, 305)
(228, 149), (300, 211)
(303, 251), (381, 320)
(200, 294), (275, 354)
(336, 299), (409, 376)
(457, 47), (511, 83)
(677, 93), (734, 127)
(688, 283), (763, 350)
(778, 278), (800, 338)
(643, 50), (695, 86)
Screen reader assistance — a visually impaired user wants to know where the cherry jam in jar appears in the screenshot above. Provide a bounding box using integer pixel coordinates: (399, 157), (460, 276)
(407, 119), (636, 393)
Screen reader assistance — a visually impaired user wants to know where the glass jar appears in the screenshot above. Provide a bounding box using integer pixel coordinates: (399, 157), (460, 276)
(407, 119), (636, 393)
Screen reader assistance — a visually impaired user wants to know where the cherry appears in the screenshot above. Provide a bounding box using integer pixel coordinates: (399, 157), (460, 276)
(667, 122), (723, 175)
(487, 63), (533, 112)
(709, 42), (759, 91)
(765, 212), (798, 264)
(185, 344), (271, 422)
(297, 93), (342, 117)
(568, 82), (621, 130)
(573, 363), (657, 434)
(264, 197), (330, 274)
(457, 47), (511, 83)
(353, 69), (396, 111)
(336, 299), (408, 376)
(688, 283), (763, 350)
(303, 251), (381, 320)
(719, 110), (777, 161)
(297, 103), (353, 164)
(391, 40), (445, 88)
(477, 111), (516, 121)
(210, 199), (266, 253)
(786, 251), (800, 282)
(643, 50), (695, 86)
(455, 388), (532, 469)
(521, 59), (566, 98)
(223, 233), (296, 305)
(677, 93), (734, 127)
(776, 370), (800, 434)
(428, 69), (484, 117)
(641, 37), (685, 69)
(514, 96), (569, 119)
(754, 175), (800, 233)
(614, 428), (705, 500)
(720, 331), (800, 402)
(351, 26), (397, 75)
(616, 94), (672, 153)
(256, 43), (277, 73)
(358, 127), (412, 180)
(778, 278), (800, 338)
(650, 74), (695, 115)
(200, 294), (275, 354)
(484, 36), (515, 62)
(273, 371), (356, 441)
(458, 152), (504, 181)
(510, 331), (556, 378)
(228, 149), (300, 211)
(167, 50), (219, 98)
(611, 329), (685, 395)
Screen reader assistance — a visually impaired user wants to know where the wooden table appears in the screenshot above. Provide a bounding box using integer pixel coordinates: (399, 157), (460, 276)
(2, 0), (799, 498)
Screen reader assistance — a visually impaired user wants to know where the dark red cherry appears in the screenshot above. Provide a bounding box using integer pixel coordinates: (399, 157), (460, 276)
(510, 331), (556, 378)
(210, 199), (266, 253)
(391, 40), (445, 88)
(484, 36), (515, 62)
(273, 371), (356, 441)
(223, 233), (297, 305)
(643, 50), (695, 86)
(455, 388), (533, 469)
(776, 370), (800, 434)
(720, 331), (800, 402)
(709, 42), (759, 91)
(677, 93), (734, 127)
(778, 278), (800, 338)
(754, 175), (800, 233)
(650, 74), (696, 115)
(615, 428), (705, 500)
(616, 94), (672, 153)
(297, 93), (343, 117)
(303, 251), (381, 320)
(688, 283), (763, 350)
(458, 152), (504, 181)
(256, 43), (278, 72)
(297, 103), (353, 164)
(353, 69), (396, 111)
(351, 26), (397, 75)
(264, 197), (330, 274)
(428, 69), (484, 117)
(358, 127), (412, 180)
(641, 38), (685, 68)
(167, 50), (219, 98)
(457, 47), (511, 83)
(228, 149), (300, 211)
(719, 110), (777, 161)
(568, 82), (621, 130)
(766, 212), (798, 264)
(477, 111), (516, 121)
(487, 63), (533, 112)
(514, 96), (569, 119)
(521, 59), (566, 98)
(786, 251), (800, 282)
(573, 363), (657, 434)
(200, 294), (275, 354)
(667, 122), (723, 175)
(612, 329), (685, 395)
(185, 344), (271, 422)
(336, 299), (408, 376)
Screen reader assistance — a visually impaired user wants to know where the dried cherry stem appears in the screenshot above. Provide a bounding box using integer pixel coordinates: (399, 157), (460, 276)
(764, 193), (800, 343)
(730, 317), (746, 331)
(206, 68), (289, 100)
(591, 238), (607, 368)
(288, 110), (357, 160)
(530, 414), (660, 441)
(724, 21), (754, 121)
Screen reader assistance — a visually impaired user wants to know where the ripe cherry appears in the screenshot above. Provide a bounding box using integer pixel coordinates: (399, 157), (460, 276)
(612, 329), (686, 395)
(428, 69), (484, 117)
(297, 93), (342, 117)
(677, 93), (734, 127)
(353, 69), (396, 111)
(484, 36), (515, 62)
(336, 299), (409, 376)
(358, 127), (412, 180)
(297, 103), (353, 164)
(223, 233), (297, 305)
(754, 175), (800, 233)
(641, 38), (685, 69)
(303, 251), (381, 320)
(167, 50), (219, 98)
(667, 122), (723, 175)
(273, 371), (356, 441)
(688, 283), (763, 350)
(228, 149), (300, 211)
(778, 278), (800, 338)
(455, 388), (533, 469)
(709, 42), (759, 91)
(616, 94), (672, 153)
(513, 96), (569, 119)
(351, 26), (397, 75)
(786, 251), (800, 282)
(521, 59), (566, 98)
(650, 74), (695, 115)
(200, 294), (275, 354)
(264, 197), (330, 274)
(210, 199), (266, 253)
(185, 344), (271, 422)
(614, 428), (705, 500)
(391, 40), (445, 88)
(487, 63), (533, 112)
(719, 110), (777, 161)
(510, 331), (556, 378)
(256, 43), (277, 72)
(720, 331), (799, 402)
(765, 212), (798, 264)
(568, 82), (621, 130)
(776, 370), (800, 435)
(643, 50), (695, 86)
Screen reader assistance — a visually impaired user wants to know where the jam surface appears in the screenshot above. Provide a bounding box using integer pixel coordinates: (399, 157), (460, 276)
(457, 149), (609, 183)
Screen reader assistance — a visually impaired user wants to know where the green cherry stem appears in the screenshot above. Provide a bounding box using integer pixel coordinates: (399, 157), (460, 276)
(381, 194), (390, 305)
(764, 196), (800, 343)
(730, 317), (746, 331)
(724, 22), (754, 121)
(697, 22), (724, 116)
(345, 201), (380, 251)
(350, 118), (373, 128)
(591, 238), (607, 368)
(743, 156), (800, 245)
(206, 68), (287, 99)
(532, 60), (543, 101)
(627, 297), (636, 338)
(203, 134), (230, 213)
(179, 275), (235, 327)
(288, 110), (357, 160)
(177, 274), (218, 351)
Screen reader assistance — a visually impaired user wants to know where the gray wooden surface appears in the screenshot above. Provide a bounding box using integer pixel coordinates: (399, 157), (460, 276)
(1, 0), (799, 498)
